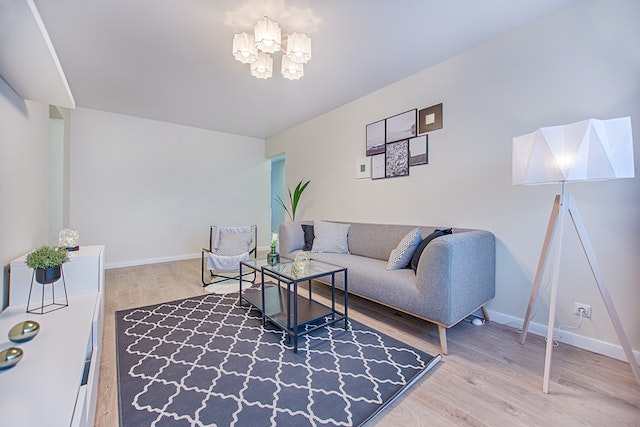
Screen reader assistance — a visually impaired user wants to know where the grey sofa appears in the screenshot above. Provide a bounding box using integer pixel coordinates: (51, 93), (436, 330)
(279, 221), (496, 354)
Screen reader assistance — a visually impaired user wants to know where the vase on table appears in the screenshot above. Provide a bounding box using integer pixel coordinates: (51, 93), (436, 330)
(267, 247), (279, 265)
(268, 232), (280, 265)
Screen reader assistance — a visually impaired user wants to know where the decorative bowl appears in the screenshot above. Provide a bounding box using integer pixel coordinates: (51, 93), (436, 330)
(8, 320), (40, 343)
(0, 347), (23, 369)
(293, 252), (310, 276)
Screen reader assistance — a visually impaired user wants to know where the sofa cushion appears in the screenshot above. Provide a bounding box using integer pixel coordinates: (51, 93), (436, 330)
(347, 223), (420, 260)
(311, 220), (351, 254)
(307, 252), (420, 312)
(301, 224), (314, 251)
(386, 227), (422, 270)
(216, 230), (252, 256)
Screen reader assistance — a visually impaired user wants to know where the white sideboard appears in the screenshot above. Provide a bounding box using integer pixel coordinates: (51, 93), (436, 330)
(1, 245), (104, 427)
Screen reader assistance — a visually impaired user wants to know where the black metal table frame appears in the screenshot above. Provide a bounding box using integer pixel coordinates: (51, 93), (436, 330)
(239, 258), (348, 352)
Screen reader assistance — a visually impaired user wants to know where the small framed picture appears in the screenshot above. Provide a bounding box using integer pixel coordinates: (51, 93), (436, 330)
(355, 157), (371, 179)
(409, 134), (428, 166)
(366, 119), (385, 156)
(371, 153), (385, 180)
(385, 109), (417, 143)
(385, 140), (409, 177)
(418, 103), (443, 133)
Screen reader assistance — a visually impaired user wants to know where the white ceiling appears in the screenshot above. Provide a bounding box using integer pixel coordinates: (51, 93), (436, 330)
(30, 0), (577, 139)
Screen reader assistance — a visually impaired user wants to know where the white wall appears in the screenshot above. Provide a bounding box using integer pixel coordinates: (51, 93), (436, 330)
(266, 0), (640, 357)
(70, 107), (270, 267)
(0, 78), (51, 308)
(49, 116), (64, 245)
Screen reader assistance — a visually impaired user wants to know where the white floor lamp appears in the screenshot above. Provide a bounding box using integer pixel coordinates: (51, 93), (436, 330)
(513, 117), (640, 394)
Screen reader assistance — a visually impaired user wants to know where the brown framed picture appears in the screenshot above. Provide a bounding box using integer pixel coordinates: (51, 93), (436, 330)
(385, 109), (417, 143)
(366, 119), (385, 156)
(418, 103), (443, 133)
(385, 140), (409, 177)
(409, 134), (428, 166)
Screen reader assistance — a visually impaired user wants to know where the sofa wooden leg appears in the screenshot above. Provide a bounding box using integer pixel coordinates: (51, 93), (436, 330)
(481, 305), (490, 322)
(438, 325), (448, 355)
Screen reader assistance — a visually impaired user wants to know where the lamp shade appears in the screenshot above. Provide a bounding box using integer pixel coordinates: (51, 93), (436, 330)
(286, 32), (311, 63)
(250, 52), (273, 79)
(512, 117), (634, 185)
(281, 55), (303, 80)
(232, 32), (258, 64)
(254, 16), (281, 54)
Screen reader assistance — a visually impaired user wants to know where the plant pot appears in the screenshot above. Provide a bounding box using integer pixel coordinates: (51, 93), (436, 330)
(35, 265), (62, 284)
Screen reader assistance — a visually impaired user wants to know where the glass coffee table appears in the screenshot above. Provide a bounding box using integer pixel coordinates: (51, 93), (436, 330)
(239, 257), (348, 352)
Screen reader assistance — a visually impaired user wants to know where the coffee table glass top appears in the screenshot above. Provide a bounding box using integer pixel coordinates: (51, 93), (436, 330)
(242, 257), (345, 281)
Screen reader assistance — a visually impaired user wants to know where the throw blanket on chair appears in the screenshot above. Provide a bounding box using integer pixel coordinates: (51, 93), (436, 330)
(206, 251), (249, 271)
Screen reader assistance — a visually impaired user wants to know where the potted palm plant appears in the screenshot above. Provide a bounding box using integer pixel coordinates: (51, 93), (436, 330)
(275, 179), (310, 221)
(25, 245), (69, 284)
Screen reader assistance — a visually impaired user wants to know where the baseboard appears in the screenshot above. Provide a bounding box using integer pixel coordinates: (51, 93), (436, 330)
(487, 310), (640, 363)
(105, 253), (200, 269)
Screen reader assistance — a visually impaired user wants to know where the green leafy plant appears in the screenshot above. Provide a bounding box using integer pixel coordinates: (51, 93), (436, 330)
(25, 246), (69, 270)
(275, 179), (310, 221)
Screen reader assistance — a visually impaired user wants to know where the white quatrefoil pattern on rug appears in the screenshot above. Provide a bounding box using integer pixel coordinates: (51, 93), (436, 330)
(116, 293), (441, 427)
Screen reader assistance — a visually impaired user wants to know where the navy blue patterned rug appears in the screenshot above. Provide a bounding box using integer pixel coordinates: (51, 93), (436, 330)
(116, 292), (441, 426)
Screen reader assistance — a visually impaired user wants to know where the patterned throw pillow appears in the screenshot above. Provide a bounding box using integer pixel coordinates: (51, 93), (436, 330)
(216, 231), (253, 256)
(311, 221), (351, 254)
(386, 227), (422, 270)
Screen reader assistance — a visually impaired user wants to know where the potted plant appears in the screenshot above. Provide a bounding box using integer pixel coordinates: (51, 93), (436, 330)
(25, 245), (69, 284)
(275, 179), (310, 221)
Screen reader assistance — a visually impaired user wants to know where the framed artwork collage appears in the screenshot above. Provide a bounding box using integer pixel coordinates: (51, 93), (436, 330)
(359, 103), (442, 180)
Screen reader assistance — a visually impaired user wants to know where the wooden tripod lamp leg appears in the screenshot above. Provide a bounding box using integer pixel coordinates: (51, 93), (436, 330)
(542, 195), (567, 394)
(567, 195), (640, 387)
(520, 195), (561, 345)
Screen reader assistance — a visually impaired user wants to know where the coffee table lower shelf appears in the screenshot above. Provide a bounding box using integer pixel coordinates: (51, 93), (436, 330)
(242, 285), (345, 346)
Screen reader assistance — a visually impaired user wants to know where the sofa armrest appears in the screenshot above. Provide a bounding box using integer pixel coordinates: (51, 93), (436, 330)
(278, 221), (307, 256)
(416, 230), (496, 327)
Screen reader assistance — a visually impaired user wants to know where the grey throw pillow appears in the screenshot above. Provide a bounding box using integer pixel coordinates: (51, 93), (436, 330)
(386, 227), (422, 270)
(311, 220), (351, 254)
(216, 231), (253, 256)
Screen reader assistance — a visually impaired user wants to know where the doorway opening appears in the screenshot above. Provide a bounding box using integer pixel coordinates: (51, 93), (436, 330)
(270, 155), (285, 233)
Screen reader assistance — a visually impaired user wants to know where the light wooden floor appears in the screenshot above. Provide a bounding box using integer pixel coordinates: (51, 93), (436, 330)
(96, 259), (640, 426)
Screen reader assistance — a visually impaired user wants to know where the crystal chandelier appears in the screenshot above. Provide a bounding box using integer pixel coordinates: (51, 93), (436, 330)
(232, 16), (311, 80)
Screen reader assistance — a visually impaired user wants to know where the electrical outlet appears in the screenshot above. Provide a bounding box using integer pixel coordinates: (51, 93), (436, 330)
(574, 302), (592, 318)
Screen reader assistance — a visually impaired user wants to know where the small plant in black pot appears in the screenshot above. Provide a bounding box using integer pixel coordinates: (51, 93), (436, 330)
(25, 246), (69, 284)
